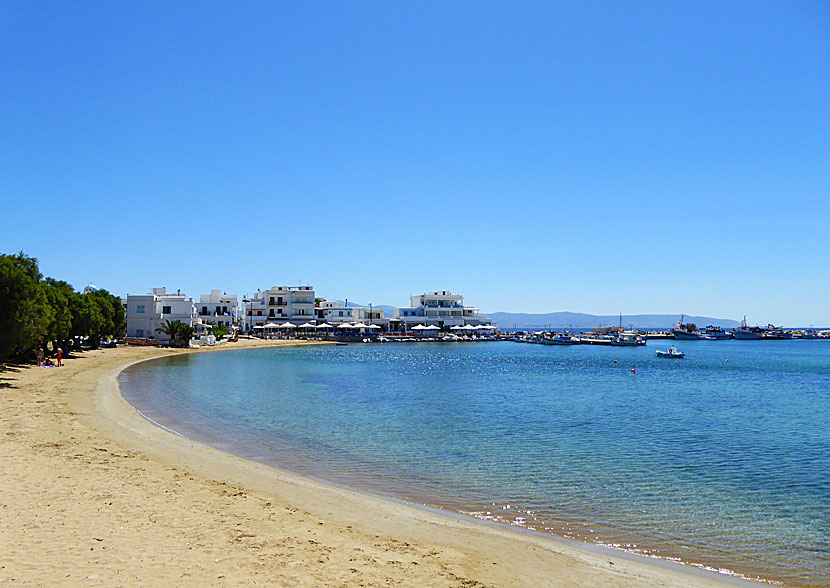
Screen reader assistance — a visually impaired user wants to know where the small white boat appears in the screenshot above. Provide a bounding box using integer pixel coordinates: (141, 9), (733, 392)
(656, 347), (684, 359)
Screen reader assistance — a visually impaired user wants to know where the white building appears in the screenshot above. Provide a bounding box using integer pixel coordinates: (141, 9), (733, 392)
(244, 286), (316, 330)
(197, 290), (238, 328)
(242, 293), (268, 331)
(393, 290), (490, 330)
(125, 287), (198, 340)
(323, 304), (388, 328)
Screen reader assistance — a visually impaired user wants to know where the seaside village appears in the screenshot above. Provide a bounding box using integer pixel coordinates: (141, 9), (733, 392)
(124, 287), (498, 344)
(123, 286), (830, 347)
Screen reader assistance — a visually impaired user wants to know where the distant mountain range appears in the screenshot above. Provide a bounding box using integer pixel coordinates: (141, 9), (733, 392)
(485, 312), (741, 330)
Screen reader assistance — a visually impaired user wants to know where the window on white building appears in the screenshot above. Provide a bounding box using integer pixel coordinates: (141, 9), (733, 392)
(136, 329), (144, 337)
(136, 305), (145, 314)
(163, 305), (172, 314)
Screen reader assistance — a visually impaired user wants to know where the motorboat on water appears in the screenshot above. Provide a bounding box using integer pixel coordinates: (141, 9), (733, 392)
(656, 347), (684, 359)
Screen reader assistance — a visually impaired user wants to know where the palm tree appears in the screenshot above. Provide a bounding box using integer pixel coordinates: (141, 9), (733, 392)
(156, 319), (183, 344)
(177, 324), (195, 346)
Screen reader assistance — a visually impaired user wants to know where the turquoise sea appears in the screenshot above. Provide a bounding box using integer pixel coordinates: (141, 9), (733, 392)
(120, 340), (830, 587)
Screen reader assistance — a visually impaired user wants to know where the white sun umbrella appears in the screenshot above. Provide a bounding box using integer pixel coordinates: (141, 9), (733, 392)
(264, 322), (280, 329)
(425, 325), (441, 330)
(352, 322), (369, 329)
(278, 322), (296, 328)
(411, 324), (427, 330)
(337, 322), (355, 328)
(464, 324), (478, 330)
(253, 325), (265, 329)
(298, 322), (316, 329)
(364, 323), (381, 329)
(315, 323), (335, 329)
(450, 325), (464, 330)
(478, 324), (495, 330)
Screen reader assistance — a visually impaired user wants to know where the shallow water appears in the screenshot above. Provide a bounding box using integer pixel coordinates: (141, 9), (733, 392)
(120, 340), (830, 587)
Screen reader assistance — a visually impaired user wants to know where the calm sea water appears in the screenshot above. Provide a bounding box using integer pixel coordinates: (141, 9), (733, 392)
(120, 340), (830, 587)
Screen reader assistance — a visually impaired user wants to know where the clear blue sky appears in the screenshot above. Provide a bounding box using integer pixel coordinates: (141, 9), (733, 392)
(2, 2), (828, 325)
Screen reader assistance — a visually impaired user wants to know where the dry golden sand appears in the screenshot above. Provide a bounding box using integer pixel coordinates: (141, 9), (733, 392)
(0, 341), (760, 587)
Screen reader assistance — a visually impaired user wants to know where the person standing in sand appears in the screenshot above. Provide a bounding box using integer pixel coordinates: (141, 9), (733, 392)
(36, 347), (44, 367)
(56, 348), (63, 367)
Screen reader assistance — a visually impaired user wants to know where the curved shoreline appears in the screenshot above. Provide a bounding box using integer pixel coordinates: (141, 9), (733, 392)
(2, 342), (771, 587)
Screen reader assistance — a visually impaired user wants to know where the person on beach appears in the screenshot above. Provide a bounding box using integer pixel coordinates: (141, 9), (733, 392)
(36, 347), (44, 367)
(56, 348), (63, 367)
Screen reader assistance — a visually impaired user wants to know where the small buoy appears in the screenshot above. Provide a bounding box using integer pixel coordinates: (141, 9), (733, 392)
(631, 368), (636, 373)
(614, 359), (618, 364)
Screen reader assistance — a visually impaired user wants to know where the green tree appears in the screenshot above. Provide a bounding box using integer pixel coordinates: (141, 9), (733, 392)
(69, 293), (104, 347)
(206, 322), (228, 340)
(156, 319), (183, 344)
(0, 252), (54, 361)
(177, 324), (195, 346)
(43, 278), (74, 351)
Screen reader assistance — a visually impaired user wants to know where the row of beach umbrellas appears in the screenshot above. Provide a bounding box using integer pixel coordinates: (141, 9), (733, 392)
(253, 322), (382, 330)
(253, 322), (496, 330)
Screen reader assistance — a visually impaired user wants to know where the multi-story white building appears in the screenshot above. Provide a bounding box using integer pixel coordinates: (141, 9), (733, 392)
(264, 285), (315, 322)
(244, 286), (316, 330)
(197, 290), (238, 328)
(125, 287), (198, 340)
(393, 290), (490, 329)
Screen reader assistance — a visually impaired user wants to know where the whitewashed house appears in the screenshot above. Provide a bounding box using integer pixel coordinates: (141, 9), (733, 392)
(125, 287), (198, 340)
(197, 290), (238, 328)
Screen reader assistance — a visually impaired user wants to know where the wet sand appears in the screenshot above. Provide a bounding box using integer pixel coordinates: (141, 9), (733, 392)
(0, 340), (765, 587)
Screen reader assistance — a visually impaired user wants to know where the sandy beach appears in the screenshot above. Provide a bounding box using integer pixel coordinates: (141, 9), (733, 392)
(0, 341), (763, 587)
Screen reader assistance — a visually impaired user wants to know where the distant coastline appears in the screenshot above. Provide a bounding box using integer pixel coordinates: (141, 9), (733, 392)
(485, 312), (742, 330)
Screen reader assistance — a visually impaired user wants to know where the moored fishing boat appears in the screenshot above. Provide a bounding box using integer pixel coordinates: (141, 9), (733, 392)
(764, 325), (793, 340)
(611, 331), (647, 346)
(734, 316), (764, 339)
(543, 332), (580, 345)
(671, 316), (702, 340)
(702, 325), (732, 340)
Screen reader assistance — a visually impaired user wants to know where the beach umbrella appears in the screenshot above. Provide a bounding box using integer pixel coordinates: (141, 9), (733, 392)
(352, 322), (369, 329)
(315, 323), (335, 329)
(364, 323), (381, 329)
(425, 325), (441, 330)
(278, 322), (296, 328)
(264, 322), (280, 329)
(337, 322), (355, 329)
(411, 324), (427, 330)
(298, 322), (316, 329)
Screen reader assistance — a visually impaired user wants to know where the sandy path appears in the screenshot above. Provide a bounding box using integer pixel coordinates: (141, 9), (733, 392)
(0, 342), (762, 587)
